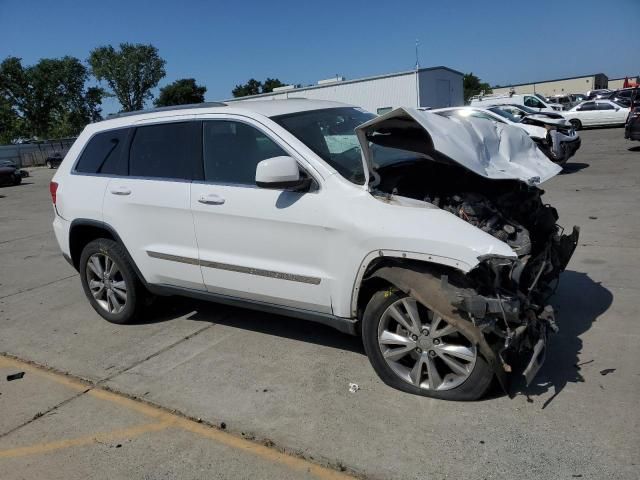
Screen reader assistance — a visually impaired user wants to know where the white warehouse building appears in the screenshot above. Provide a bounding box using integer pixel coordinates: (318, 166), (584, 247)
(225, 66), (464, 114)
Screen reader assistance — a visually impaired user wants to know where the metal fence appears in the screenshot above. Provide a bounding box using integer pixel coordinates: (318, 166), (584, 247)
(0, 138), (76, 168)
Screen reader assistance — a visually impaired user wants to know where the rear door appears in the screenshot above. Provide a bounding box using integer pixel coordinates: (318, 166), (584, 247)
(190, 115), (333, 314)
(595, 101), (617, 124)
(102, 118), (205, 290)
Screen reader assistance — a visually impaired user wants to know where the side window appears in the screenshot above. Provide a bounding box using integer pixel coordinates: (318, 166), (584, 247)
(75, 128), (129, 175)
(524, 96), (544, 108)
(596, 102), (614, 110)
(129, 122), (201, 180)
(470, 111), (502, 122)
(202, 121), (287, 185)
(578, 102), (596, 111)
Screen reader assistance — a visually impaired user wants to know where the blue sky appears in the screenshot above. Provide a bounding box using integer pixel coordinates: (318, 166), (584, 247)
(1, 0), (638, 114)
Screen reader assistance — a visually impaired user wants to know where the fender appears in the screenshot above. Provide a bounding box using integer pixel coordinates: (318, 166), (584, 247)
(349, 249), (475, 318)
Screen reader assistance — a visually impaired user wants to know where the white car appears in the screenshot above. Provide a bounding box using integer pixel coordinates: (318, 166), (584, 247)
(51, 100), (578, 401)
(432, 106), (581, 165)
(562, 100), (630, 129)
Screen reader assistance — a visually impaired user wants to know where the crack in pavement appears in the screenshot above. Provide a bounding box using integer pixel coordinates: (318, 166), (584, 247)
(0, 231), (52, 245)
(0, 274), (78, 300)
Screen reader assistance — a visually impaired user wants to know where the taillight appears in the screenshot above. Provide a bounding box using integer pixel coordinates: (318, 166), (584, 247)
(49, 181), (58, 205)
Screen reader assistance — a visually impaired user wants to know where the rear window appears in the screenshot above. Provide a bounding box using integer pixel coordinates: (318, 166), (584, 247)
(75, 128), (129, 175)
(129, 122), (201, 180)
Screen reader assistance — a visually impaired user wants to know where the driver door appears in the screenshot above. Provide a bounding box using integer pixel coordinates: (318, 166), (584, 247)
(190, 116), (333, 314)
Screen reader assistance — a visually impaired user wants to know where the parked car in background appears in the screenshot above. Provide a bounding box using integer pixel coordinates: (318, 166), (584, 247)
(470, 93), (562, 112)
(605, 88), (639, 105)
(624, 98), (640, 141)
(46, 152), (64, 169)
(50, 100), (578, 400)
(433, 106), (580, 165)
(0, 160), (26, 186)
(546, 94), (585, 110)
(585, 89), (612, 100)
(562, 100), (630, 129)
(492, 104), (566, 120)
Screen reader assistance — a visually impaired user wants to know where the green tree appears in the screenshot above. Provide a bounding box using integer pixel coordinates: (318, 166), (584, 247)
(232, 78), (262, 98)
(89, 43), (166, 112)
(463, 73), (492, 103)
(154, 78), (206, 107)
(0, 56), (104, 140)
(262, 78), (285, 93)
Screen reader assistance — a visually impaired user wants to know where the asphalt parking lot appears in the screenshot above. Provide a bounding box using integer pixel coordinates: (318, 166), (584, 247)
(1, 128), (639, 479)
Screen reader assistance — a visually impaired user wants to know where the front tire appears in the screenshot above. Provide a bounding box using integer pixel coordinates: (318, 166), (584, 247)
(12, 174), (22, 185)
(362, 289), (493, 400)
(569, 119), (582, 130)
(79, 239), (146, 324)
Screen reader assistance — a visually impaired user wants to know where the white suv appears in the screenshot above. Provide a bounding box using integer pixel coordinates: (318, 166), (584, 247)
(51, 100), (578, 400)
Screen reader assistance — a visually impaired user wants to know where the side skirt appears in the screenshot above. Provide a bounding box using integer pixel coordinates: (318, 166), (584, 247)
(147, 284), (359, 336)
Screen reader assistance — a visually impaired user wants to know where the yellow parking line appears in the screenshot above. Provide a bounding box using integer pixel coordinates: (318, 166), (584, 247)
(0, 422), (168, 459)
(0, 355), (356, 479)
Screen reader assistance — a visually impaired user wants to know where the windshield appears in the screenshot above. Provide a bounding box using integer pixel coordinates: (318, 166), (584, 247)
(488, 107), (521, 123)
(273, 107), (426, 185)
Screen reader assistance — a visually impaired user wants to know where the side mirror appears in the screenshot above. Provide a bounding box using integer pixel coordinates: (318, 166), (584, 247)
(256, 156), (307, 190)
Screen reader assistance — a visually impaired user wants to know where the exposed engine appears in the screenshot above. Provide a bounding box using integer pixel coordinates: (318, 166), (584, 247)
(373, 160), (579, 387)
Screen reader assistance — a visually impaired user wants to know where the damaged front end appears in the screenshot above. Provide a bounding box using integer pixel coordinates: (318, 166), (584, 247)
(447, 189), (579, 386)
(522, 115), (581, 165)
(357, 108), (580, 389)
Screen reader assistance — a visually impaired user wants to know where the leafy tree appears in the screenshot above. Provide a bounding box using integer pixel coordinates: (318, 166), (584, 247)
(232, 78), (262, 98)
(155, 78), (206, 107)
(463, 73), (492, 103)
(262, 78), (285, 93)
(89, 43), (166, 112)
(0, 56), (104, 140)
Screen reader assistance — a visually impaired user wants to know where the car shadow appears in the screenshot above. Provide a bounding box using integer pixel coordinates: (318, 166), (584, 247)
(560, 162), (589, 174)
(136, 295), (365, 354)
(628, 145), (640, 152)
(510, 270), (613, 406)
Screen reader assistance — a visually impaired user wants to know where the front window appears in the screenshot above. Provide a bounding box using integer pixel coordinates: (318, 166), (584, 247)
(524, 96), (545, 109)
(273, 107), (375, 184)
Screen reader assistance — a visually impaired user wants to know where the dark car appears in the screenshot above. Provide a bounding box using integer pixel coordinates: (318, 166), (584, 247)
(624, 99), (640, 141)
(586, 89), (612, 100)
(0, 160), (24, 186)
(605, 88), (639, 104)
(45, 153), (64, 169)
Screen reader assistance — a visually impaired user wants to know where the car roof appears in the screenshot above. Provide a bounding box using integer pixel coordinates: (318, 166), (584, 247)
(96, 99), (353, 130)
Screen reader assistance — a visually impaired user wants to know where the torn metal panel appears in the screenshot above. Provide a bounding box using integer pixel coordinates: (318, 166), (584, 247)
(356, 107), (562, 186)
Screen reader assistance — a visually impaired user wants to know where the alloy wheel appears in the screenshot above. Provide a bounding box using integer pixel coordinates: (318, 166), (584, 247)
(85, 253), (128, 314)
(377, 297), (477, 391)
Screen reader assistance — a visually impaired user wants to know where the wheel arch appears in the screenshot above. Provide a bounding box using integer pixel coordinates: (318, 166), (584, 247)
(351, 250), (473, 319)
(69, 219), (149, 286)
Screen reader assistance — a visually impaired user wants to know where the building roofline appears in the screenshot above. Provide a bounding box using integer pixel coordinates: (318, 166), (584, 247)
(224, 66), (464, 102)
(492, 73), (608, 89)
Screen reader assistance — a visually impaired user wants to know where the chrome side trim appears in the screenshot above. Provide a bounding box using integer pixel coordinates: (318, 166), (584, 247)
(146, 251), (321, 285)
(147, 251), (199, 265)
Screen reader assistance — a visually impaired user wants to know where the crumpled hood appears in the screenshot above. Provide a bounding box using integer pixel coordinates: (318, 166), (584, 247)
(355, 107), (562, 186)
(524, 114), (570, 127)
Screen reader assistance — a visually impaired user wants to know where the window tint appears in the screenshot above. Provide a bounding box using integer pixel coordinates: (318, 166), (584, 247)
(597, 102), (614, 110)
(129, 122), (201, 180)
(578, 102), (596, 111)
(524, 96), (545, 108)
(202, 121), (287, 185)
(75, 128), (129, 175)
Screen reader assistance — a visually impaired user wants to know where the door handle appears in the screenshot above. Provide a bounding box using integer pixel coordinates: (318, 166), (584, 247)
(198, 193), (225, 205)
(110, 186), (131, 196)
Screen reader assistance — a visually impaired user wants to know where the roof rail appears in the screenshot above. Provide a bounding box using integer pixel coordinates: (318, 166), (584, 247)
(102, 102), (227, 121)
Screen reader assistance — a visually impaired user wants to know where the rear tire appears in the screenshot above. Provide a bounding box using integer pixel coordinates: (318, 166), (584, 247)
(362, 289), (493, 401)
(569, 119), (582, 130)
(12, 174), (22, 186)
(79, 238), (147, 324)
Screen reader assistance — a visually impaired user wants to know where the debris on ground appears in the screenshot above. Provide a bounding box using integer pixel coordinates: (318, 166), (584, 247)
(220, 422), (227, 430)
(6, 372), (25, 381)
(599, 368), (616, 376)
(348, 383), (360, 393)
(589, 216), (598, 220)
